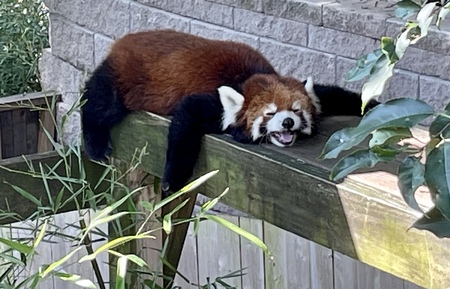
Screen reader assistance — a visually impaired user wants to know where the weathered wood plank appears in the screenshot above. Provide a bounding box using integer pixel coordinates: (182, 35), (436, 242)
(0, 91), (59, 112)
(239, 218), (264, 289)
(0, 111), (14, 159)
(12, 109), (27, 157)
(109, 112), (447, 289)
(310, 242), (333, 289)
(0, 151), (107, 224)
(197, 215), (242, 288)
(173, 222), (199, 288)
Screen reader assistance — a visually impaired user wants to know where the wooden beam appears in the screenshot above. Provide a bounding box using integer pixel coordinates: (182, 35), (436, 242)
(110, 111), (450, 289)
(0, 90), (59, 111)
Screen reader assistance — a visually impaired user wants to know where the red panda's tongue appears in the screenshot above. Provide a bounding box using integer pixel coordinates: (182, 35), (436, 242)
(280, 132), (293, 143)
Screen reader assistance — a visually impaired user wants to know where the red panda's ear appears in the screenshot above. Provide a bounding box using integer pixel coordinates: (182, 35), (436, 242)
(218, 86), (244, 131)
(304, 76), (322, 114)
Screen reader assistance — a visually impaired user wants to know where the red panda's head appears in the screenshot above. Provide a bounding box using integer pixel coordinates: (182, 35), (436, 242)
(218, 74), (321, 147)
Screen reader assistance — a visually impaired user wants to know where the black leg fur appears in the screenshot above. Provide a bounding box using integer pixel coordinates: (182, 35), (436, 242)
(162, 93), (224, 197)
(312, 84), (380, 117)
(81, 59), (129, 161)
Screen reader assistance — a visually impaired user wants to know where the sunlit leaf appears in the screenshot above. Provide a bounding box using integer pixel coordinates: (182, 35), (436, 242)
(75, 279), (97, 288)
(33, 220), (48, 249)
(436, 2), (450, 28)
(411, 206), (450, 238)
(163, 214), (172, 234)
(361, 60), (394, 110)
(41, 247), (83, 278)
(425, 141), (450, 219)
(116, 255), (128, 289)
(347, 49), (383, 82)
(395, 0), (421, 19)
(320, 98), (435, 159)
(398, 156), (425, 212)
(330, 148), (397, 181)
(79, 235), (154, 262)
(205, 215), (272, 259)
(200, 188), (229, 214)
(395, 27), (413, 59)
(413, 2), (437, 42)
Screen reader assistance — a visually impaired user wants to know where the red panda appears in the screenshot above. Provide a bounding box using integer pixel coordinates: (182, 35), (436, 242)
(81, 29), (378, 196)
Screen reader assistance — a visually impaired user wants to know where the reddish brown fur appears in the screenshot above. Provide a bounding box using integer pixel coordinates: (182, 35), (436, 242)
(239, 74), (317, 132)
(107, 30), (278, 115)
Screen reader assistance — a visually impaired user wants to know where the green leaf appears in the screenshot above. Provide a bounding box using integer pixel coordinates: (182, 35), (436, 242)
(200, 187), (229, 214)
(369, 127), (412, 148)
(5, 182), (42, 207)
(163, 214), (172, 234)
(398, 156), (425, 212)
(116, 255), (128, 289)
(0, 237), (33, 255)
(330, 148), (397, 181)
(425, 141), (450, 219)
(346, 49), (383, 82)
(395, 0), (421, 19)
(430, 101), (450, 138)
(381, 37), (399, 62)
(361, 58), (394, 109)
(41, 247), (83, 278)
(413, 2), (437, 43)
(204, 215), (272, 259)
(125, 254), (148, 268)
(411, 206), (450, 238)
(436, 2), (450, 28)
(79, 235), (154, 262)
(33, 220), (48, 249)
(320, 98), (435, 159)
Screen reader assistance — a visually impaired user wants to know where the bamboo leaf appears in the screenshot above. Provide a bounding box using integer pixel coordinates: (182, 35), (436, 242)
(0, 237), (33, 255)
(115, 255), (128, 289)
(5, 182), (42, 207)
(79, 235), (155, 262)
(163, 214), (172, 234)
(397, 156), (425, 212)
(205, 215), (272, 259)
(41, 247), (83, 278)
(320, 98), (435, 159)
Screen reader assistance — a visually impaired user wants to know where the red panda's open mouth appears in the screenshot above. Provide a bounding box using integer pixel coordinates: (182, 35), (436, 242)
(270, 131), (296, 147)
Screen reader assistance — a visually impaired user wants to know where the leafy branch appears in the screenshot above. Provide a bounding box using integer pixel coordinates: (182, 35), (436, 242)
(320, 0), (450, 237)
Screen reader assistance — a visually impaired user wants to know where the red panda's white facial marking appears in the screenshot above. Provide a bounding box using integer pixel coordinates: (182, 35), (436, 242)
(218, 86), (245, 130)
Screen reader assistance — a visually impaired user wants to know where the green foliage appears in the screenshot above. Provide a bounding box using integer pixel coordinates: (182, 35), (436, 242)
(321, 0), (450, 238)
(0, 0), (49, 96)
(0, 96), (270, 288)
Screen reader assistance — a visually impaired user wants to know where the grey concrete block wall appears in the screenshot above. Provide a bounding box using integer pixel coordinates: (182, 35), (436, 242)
(40, 0), (450, 137)
(39, 0), (450, 214)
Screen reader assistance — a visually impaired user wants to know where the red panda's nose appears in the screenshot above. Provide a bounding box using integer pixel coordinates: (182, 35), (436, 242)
(282, 117), (294, 129)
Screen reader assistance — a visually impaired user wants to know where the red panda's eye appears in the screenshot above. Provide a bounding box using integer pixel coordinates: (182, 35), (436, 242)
(266, 112), (276, 117)
(293, 109), (300, 113)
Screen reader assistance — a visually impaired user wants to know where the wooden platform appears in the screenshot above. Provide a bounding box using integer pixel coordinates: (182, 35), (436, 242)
(0, 107), (446, 288)
(107, 111), (446, 289)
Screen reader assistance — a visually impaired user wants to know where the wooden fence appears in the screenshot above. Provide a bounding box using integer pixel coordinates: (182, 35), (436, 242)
(4, 210), (424, 289)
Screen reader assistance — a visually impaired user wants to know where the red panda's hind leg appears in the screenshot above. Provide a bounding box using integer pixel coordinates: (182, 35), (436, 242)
(162, 93), (224, 197)
(81, 59), (129, 161)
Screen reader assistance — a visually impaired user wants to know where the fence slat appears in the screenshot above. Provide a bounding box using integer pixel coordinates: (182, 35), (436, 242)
(239, 217), (264, 289)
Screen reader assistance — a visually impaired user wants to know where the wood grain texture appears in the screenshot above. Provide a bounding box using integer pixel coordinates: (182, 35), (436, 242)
(109, 111), (448, 288)
(239, 218), (264, 289)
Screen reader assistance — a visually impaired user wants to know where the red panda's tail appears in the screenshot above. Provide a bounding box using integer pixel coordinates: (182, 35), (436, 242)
(81, 58), (129, 161)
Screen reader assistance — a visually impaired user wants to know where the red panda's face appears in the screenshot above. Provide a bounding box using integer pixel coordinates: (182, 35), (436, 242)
(218, 75), (321, 147)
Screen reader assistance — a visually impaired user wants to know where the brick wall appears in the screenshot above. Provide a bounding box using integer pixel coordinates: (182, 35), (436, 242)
(39, 0), (450, 143)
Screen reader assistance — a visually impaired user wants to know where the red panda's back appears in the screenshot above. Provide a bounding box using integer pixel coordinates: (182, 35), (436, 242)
(106, 30), (277, 114)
